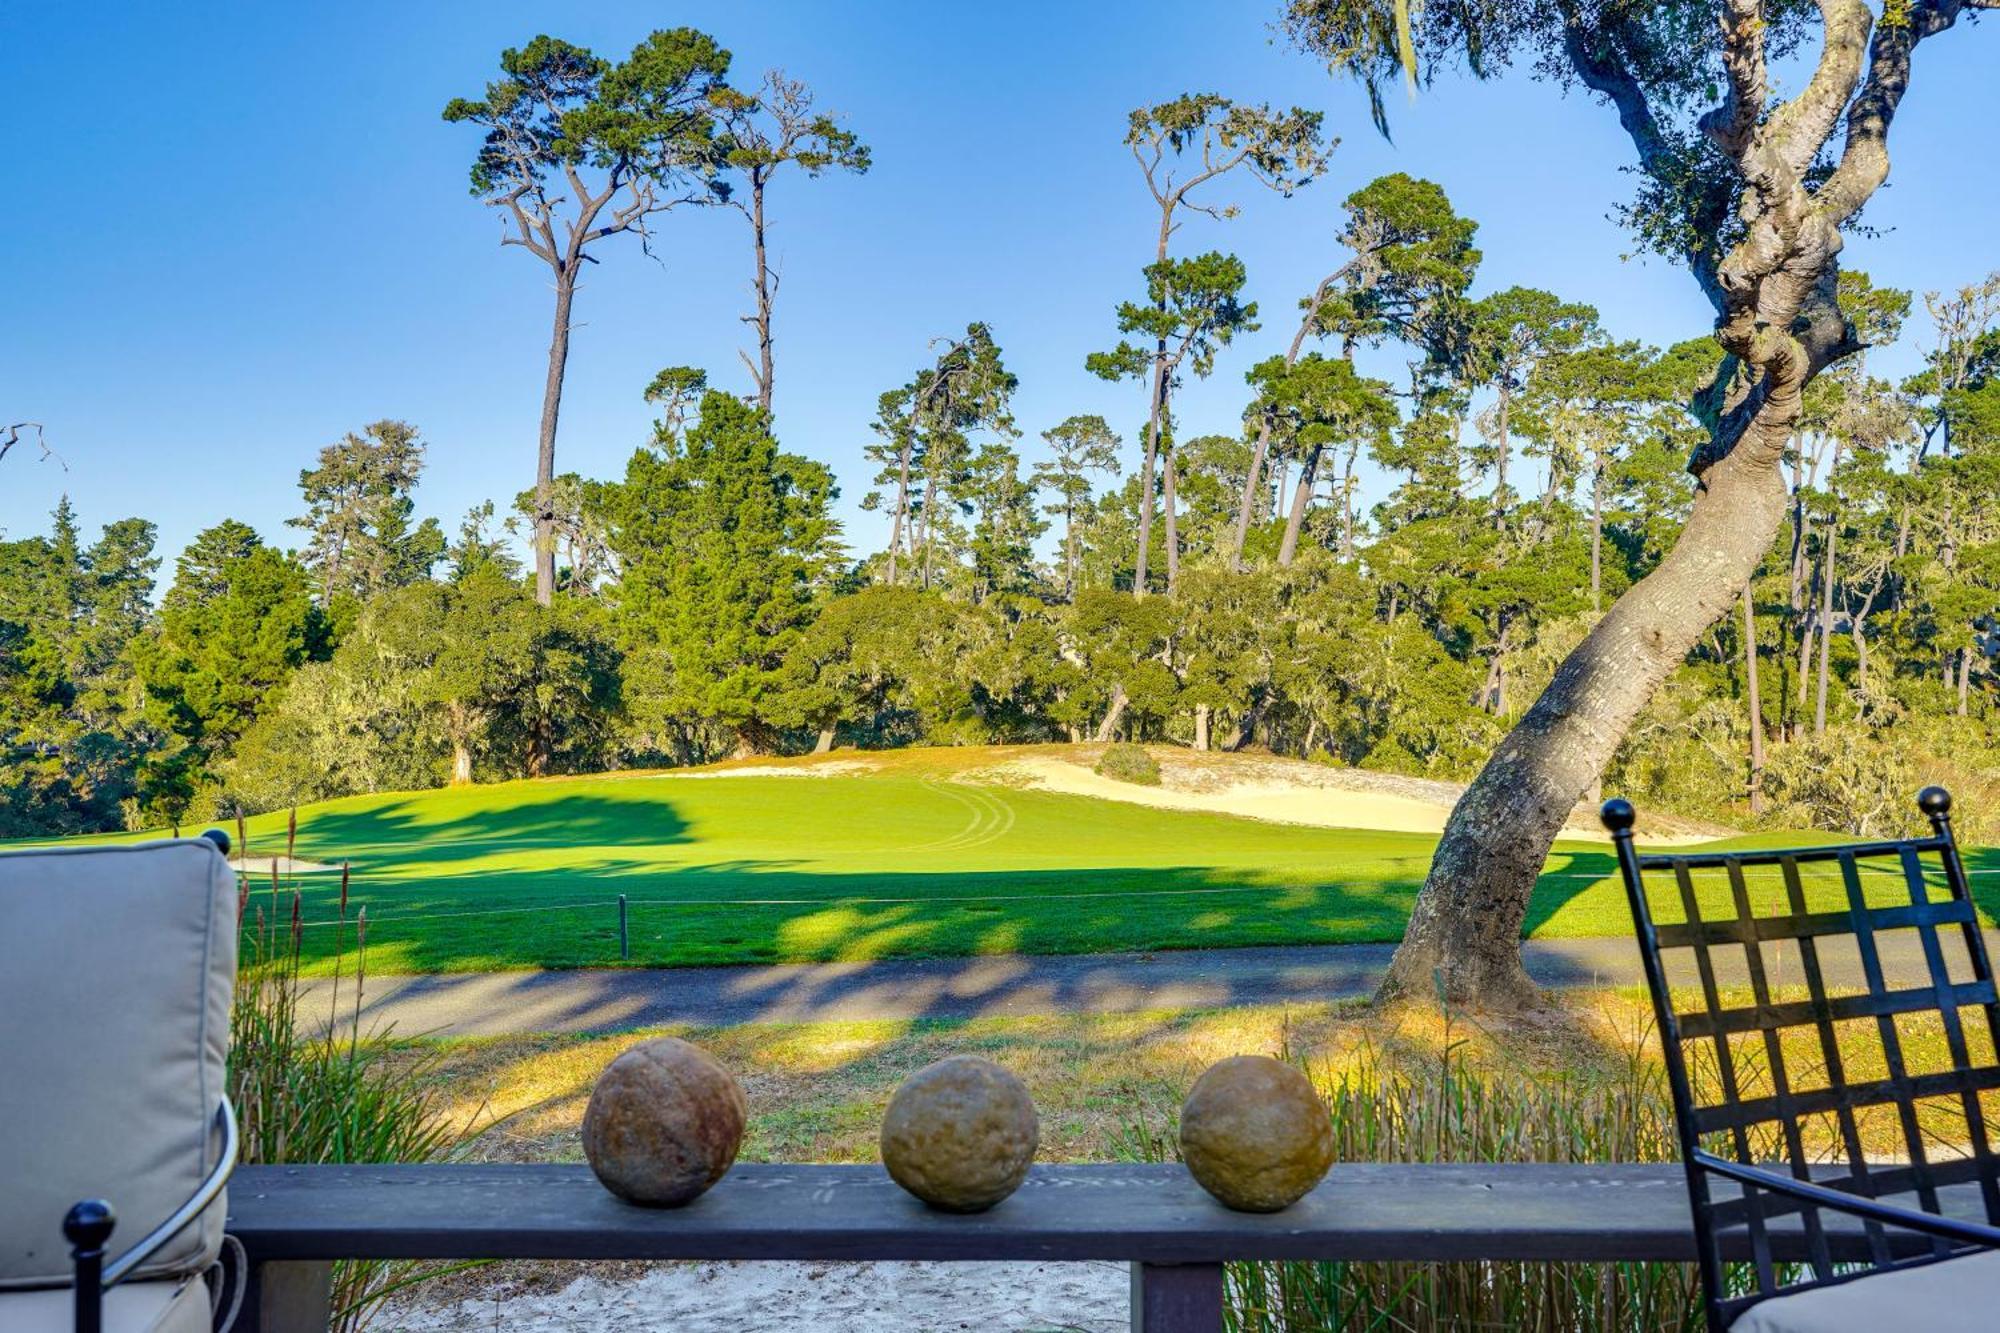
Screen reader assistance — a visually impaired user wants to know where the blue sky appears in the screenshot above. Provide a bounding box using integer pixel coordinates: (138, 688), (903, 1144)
(3, 2), (1995, 572)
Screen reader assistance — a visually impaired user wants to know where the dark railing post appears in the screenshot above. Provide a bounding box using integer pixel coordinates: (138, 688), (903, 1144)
(1130, 1262), (1224, 1333)
(619, 894), (630, 961)
(239, 1258), (336, 1333)
(64, 1200), (114, 1333)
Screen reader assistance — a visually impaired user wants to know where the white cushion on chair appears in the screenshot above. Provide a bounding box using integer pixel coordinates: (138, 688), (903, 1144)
(1732, 1249), (2000, 1332)
(0, 840), (237, 1289)
(0, 1276), (212, 1332)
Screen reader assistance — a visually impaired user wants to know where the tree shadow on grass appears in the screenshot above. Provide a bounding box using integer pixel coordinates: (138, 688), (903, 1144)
(270, 792), (693, 871)
(275, 860), (1428, 975)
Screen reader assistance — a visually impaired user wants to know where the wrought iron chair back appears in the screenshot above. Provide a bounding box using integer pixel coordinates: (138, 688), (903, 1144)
(1603, 787), (2000, 1329)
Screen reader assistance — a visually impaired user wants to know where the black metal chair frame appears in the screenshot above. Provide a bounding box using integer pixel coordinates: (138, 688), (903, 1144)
(59, 828), (239, 1333)
(1605, 787), (2000, 1329)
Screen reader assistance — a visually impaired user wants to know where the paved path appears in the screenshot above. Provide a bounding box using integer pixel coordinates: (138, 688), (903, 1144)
(301, 931), (2000, 1037)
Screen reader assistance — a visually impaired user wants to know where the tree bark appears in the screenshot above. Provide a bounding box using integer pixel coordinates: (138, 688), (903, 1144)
(1959, 647), (1972, 717)
(1193, 704), (1210, 751)
(885, 433), (913, 586)
(1134, 359), (1166, 598)
(1227, 266), (1347, 571)
(1095, 686), (1129, 743)
(1814, 508), (1838, 735)
(1277, 444), (1322, 566)
(1743, 587), (1766, 816)
(1162, 446), (1181, 595)
(1380, 221), (1832, 1009)
(814, 724), (836, 754)
(1338, 444), (1360, 561)
(532, 273), (577, 606)
(1230, 423), (1271, 573)
(747, 168), (775, 415)
(1379, 421), (1798, 1007)
(1590, 463), (1605, 611)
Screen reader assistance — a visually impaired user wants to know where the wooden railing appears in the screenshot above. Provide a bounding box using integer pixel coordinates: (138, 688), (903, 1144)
(224, 1161), (1987, 1332)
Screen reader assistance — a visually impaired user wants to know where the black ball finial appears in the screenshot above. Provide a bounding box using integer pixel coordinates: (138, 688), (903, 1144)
(1600, 798), (1637, 834)
(1918, 786), (1953, 819)
(63, 1200), (115, 1251)
(200, 828), (231, 856)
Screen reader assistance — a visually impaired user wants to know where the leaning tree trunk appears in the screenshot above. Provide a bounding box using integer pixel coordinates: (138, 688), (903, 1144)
(1379, 317), (1825, 1008)
(1372, 0), (1943, 1010)
(1379, 424), (1799, 1006)
(1277, 444), (1322, 566)
(1133, 358), (1167, 598)
(531, 274), (578, 607)
(1095, 686), (1129, 743)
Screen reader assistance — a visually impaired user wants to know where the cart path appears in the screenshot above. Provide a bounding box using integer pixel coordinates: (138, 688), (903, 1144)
(297, 931), (2000, 1037)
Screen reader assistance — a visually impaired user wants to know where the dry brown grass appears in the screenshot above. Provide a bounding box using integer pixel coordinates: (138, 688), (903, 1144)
(418, 994), (1650, 1167)
(410, 983), (1997, 1170)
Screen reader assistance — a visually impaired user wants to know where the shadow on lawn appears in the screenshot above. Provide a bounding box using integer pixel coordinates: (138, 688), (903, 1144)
(277, 841), (1627, 983)
(278, 791), (693, 869)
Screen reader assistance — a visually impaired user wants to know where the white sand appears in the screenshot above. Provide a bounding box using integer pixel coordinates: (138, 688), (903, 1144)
(990, 754), (1718, 846)
(653, 760), (878, 780)
(230, 854), (339, 874)
(378, 1259), (1128, 1332)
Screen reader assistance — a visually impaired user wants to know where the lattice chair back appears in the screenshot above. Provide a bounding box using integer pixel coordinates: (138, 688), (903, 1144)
(1604, 787), (2000, 1330)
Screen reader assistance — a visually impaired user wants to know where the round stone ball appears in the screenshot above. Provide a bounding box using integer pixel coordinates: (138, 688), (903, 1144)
(582, 1037), (747, 1207)
(1179, 1055), (1334, 1213)
(880, 1055), (1039, 1213)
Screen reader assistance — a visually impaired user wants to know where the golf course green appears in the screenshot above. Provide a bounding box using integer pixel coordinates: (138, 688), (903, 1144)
(17, 748), (1982, 975)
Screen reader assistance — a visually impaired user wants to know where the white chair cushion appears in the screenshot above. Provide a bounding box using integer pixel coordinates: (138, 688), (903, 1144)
(1732, 1248), (2000, 1332)
(0, 1276), (211, 1332)
(0, 840), (236, 1288)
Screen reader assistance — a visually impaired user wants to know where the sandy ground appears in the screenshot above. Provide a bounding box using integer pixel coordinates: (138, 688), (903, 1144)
(650, 760), (880, 780)
(379, 1259), (1128, 1332)
(230, 854), (339, 874)
(987, 751), (1724, 846)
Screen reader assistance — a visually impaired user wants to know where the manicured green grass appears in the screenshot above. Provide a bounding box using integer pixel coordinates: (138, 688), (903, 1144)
(18, 751), (1989, 975)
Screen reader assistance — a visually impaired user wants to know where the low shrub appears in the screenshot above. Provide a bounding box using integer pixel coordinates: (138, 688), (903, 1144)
(1095, 742), (1162, 787)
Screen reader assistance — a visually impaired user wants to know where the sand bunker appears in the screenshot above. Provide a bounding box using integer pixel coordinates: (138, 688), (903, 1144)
(988, 752), (1722, 846)
(230, 855), (340, 875)
(654, 759), (878, 780)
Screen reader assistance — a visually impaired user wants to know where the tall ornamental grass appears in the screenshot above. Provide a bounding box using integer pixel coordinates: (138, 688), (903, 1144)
(1124, 1015), (1705, 1332)
(227, 811), (479, 1332)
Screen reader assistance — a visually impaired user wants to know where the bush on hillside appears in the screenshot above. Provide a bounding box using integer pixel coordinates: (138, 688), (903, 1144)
(1096, 743), (1161, 787)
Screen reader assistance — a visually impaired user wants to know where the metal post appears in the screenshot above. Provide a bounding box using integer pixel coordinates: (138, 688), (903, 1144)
(619, 894), (630, 961)
(1130, 1262), (1224, 1333)
(64, 1200), (114, 1333)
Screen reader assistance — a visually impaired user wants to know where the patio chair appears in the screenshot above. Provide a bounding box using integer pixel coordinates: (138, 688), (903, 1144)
(0, 832), (240, 1332)
(1604, 788), (2000, 1332)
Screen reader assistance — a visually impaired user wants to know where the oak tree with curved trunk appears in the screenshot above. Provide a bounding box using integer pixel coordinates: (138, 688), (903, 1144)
(445, 30), (731, 606)
(1285, 0), (2000, 1010)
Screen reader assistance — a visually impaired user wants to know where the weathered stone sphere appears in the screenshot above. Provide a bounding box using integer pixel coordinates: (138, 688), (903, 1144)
(582, 1037), (747, 1207)
(880, 1056), (1039, 1212)
(1179, 1055), (1333, 1213)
